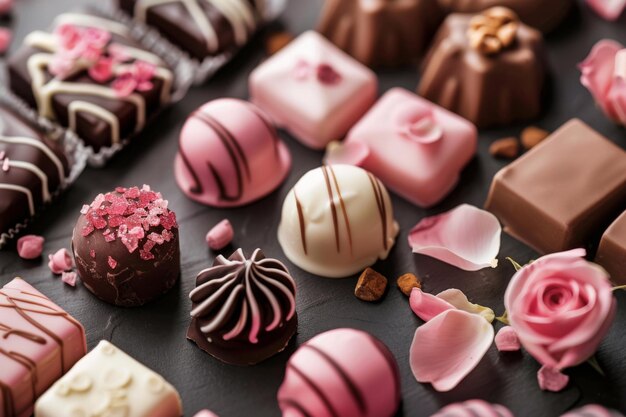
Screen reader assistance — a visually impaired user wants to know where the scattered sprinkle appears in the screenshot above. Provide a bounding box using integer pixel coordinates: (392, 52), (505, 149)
(17, 235), (45, 259)
(61, 271), (78, 287)
(108, 256), (117, 270)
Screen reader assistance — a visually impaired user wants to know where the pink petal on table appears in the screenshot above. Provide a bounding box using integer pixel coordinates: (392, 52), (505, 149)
(408, 204), (501, 271)
(409, 288), (455, 322)
(579, 40), (623, 119)
(537, 366), (569, 392)
(561, 405), (625, 417)
(437, 289), (495, 323)
(586, 0), (626, 21)
(194, 411), (220, 417)
(410, 309), (494, 392)
(495, 326), (521, 352)
(206, 219), (234, 250)
(323, 141), (370, 167)
(48, 248), (74, 274)
(0, 27), (12, 54)
(17, 235), (45, 259)
(431, 400), (514, 417)
(61, 271), (78, 287)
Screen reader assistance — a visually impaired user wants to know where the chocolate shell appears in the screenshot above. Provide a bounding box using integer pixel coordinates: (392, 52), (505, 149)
(418, 8), (547, 128)
(317, 0), (443, 67)
(187, 248), (297, 366)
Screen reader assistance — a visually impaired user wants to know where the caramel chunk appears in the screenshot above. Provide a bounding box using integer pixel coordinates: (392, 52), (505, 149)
(489, 137), (519, 159)
(521, 126), (550, 149)
(355, 268), (388, 302)
(396, 273), (422, 297)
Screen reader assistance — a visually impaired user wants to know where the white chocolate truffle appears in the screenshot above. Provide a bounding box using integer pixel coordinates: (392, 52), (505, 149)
(278, 165), (399, 278)
(35, 340), (182, 417)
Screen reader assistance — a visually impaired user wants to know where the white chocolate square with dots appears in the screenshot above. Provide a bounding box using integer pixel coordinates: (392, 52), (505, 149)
(35, 340), (183, 417)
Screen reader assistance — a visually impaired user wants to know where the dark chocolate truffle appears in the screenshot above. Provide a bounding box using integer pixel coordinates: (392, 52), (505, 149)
(187, 248), (297, 366)
(437, 0), (572, 33)
(8, 11), (174, 152)
(317, 0), (443, 67)
(72, 185), (180, 307)
(418, 7), (546, 128)
(118, 0), (263, 60)
(0, 104), (70, 246)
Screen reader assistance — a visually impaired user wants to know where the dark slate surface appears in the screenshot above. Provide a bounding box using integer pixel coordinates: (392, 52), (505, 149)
(1, 0), (626, 416)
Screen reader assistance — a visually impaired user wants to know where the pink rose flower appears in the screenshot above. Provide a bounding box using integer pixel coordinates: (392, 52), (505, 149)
(504, 249), (616, 372)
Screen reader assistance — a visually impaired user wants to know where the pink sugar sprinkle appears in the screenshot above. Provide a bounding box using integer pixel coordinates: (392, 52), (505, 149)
(0, 151), (4, 159)
(109, 202), (128, 215)
(80, 204), (90, 214)
(2, 157), (9, 172)
(142, 184), (151, 191)
(61, 271), (78, 287)
(147, 232), (164, 244)
(115, 186), (127, 193)
(91, 193), (105, 210)
(81, 224), (94, 237)
(143, 240), (156, 252)
(124, 186), (140, 199)
(162, 230), (174, 242)
(108, 256), (117, 269)
(139, 250), (155, 261)
(89, 249), (96, 258)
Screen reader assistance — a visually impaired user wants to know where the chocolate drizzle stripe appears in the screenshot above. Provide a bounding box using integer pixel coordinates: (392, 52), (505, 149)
(293, 189), (307, 255)
(179, 146), (203, 194)
(245, 104), (280, 157)
(279, 399), (313, 417)
(0, 381), (14, 417)
(208, 162), (242, 202)
(328, 165), (353, 256)
(0, 348), (37, 400)
(287, 363), (339, 417)
(367, 173), (388, 251)
(302, 345), (367, 414)
(365, 334), (401, 402)
(322, 166), (340, 252)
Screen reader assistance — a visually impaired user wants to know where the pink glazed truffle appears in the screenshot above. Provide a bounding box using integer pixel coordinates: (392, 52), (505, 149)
(278, 328), (400, 417)
(174, 98), (291, 207)
(249, 31), (378, 150)
(0, 278), (87, 417)
(330, 88), (477, 208)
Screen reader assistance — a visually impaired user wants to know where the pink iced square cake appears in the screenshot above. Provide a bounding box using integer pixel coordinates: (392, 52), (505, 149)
(340, 88), (477, 207)
(249, 31), (378, 150)
(0, 278), (86, 417)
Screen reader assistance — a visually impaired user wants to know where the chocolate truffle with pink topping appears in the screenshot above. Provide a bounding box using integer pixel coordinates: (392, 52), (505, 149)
(72, 185), (180, 307)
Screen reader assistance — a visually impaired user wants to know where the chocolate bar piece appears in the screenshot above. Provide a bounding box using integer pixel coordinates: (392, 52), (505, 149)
(596, 211), (626, 285)
(485, 119), (626, 254)
(8, 11), (174, 152)
(0, 278), (86, 417)
(118, 0), (263, 60)
(0, 104), (70, 243)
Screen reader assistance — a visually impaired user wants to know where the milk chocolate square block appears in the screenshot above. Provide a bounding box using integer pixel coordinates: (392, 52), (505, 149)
(0, 278), (86, 417)
(596, 211), (626, 284)
(485, 119), (626, 254)
(35, 340), (182, 417)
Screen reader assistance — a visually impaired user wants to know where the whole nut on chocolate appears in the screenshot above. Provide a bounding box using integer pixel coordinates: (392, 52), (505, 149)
(397, 273), (422, 297)
(355, 268), (389, 302)
(521, 126), (550, 149)
(489, 137), (520, 159)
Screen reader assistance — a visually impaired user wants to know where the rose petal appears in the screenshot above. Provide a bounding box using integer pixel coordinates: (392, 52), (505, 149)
(409, 288), (455, 322)
(48, 248), (74, 274)
(410, 309), (494, 392)
(495, 326), (521, 352)
(408, 204), (501, 271)
(133, 60), (156, 82)
(88, 57), (114, 83)
(323, 141), (370, 167)
(17, 235), (45, 259)
(586, 0), (626, 21)
(579, 40), (623, 120)
(194, 411), (220, 417)
(112, 72), (137, 97)
(537, 366), (569, 392)
(61, 271), (78, 287)
(206, 219), (234, 250)
(561, 405), (625, 417)
(437, 288), (495, 323)
(431, 400), (514, 417)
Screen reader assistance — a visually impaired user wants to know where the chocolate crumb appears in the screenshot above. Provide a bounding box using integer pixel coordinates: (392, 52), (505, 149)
(396, 273), (421, 297)
(355, 268), (388, 302)
(266, 31), (294, 55)
(521, 126), (550, 150)
(489, 137), (519, 159)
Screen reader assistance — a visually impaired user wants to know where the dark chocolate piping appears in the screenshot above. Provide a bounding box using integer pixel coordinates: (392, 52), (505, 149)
(0, 348), (38, 400)
(293, 189), (307, 255)
(328, 165), (353, 256)
(178, 146), (203, 194)
(365, 334), (401, 403)
(0, 380), (14, 417)
(287, 363), (339, 417)
(0, 323), (47, 344)
(208, 162), (243, 202)
(321, 166), (340, 252)
(302, 344), (367, 414)
(279, 399), (313, 417)
(367, 173), (388, 251)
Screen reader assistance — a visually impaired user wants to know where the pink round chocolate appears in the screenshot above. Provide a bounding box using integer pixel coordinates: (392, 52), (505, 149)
(278, 328), (400, 417)
(174, 99), (291, 207)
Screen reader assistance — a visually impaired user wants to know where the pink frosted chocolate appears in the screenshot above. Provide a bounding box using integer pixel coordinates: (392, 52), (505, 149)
(0, 277), (87, 417)
(175, 99), (291, 207)
(278, 328), (400, 417)
(334, 88), (477, 208)
(249, 31), (378, 150)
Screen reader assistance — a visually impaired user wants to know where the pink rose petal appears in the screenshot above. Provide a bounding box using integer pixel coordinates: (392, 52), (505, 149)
(495, 326), (521, 352)
(48, 248), (74, 274)
(561, 405), (625, 417)
(437, 289), (495, 322)
(323, 141), (370, 167)
(88, 57), (114, 83)
(112, 72), (137, 97)
(408, 204), (501, 271)
(17, 235), (45, 259)
(431, 400), (514, 417)
(194, 411), (219, 417)
(61, 271), (78, 287)
(537, 366), (569, 392)
(587, 0), (626, 21)
(206, 219), (234, 250)
(410, 309), (494, 392)
(0, 28), (12, 55)
(579, 40), (623, 120)
(409, 288), (455, 322)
